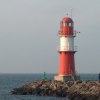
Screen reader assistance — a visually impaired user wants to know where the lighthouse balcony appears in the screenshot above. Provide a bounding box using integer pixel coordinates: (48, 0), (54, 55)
(58, 31), (76, 37)
(57, 46), (77, 52)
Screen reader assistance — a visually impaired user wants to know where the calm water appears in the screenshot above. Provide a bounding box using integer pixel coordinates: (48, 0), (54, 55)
(0, 73), (99, 100)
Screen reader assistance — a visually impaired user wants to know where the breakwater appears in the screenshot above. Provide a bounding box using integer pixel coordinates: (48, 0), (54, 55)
(11, 80), (100, 100)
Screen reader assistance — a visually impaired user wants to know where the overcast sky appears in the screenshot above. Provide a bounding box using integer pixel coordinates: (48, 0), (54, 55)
(0, 0), (100, 73)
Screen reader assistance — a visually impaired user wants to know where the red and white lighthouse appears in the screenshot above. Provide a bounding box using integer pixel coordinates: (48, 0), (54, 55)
(54, 17), (78, 81)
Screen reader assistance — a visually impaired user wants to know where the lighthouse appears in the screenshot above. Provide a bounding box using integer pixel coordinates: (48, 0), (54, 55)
(54, 17), (79, 81)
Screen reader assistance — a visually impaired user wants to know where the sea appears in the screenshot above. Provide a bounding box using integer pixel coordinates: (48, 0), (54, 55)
(0, 73), (99, 100)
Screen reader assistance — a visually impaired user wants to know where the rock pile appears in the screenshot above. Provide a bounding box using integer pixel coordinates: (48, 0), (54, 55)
(11, 80), (100, 100)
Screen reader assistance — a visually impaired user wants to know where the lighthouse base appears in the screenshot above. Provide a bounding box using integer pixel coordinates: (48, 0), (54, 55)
(54, 75), (80, 82)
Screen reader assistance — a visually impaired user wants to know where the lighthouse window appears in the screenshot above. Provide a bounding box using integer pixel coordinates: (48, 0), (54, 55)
(67, 23), (69, 26)
(69, 23), (72, 26)
(63, 23), (66, 26)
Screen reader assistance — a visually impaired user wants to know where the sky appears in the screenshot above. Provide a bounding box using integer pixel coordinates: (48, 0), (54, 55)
(0, 0), (100, 73)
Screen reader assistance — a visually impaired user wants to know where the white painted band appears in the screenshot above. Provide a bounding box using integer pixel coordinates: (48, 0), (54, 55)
(60, 37), (74, 51)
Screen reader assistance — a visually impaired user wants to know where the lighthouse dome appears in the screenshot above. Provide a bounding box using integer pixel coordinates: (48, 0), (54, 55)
(61, 17), (73, 23)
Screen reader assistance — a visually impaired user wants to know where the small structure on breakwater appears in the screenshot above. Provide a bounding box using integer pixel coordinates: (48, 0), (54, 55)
(11, 80), (100, 100)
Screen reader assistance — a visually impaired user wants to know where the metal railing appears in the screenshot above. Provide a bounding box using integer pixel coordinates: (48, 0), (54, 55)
(58, 30), (77, 37)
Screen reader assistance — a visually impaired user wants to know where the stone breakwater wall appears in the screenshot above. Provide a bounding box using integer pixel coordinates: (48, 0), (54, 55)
(11, 80), (100, 100)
